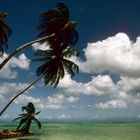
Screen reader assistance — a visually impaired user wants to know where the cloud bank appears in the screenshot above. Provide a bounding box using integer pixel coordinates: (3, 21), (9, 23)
(75, 33), (140, 77)
(29, 33), (140, 110)
(1, 32), (140, 113)
(0, 53), (30, 79)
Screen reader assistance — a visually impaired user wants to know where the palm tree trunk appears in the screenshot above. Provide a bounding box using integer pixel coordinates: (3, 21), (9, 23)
(0, 74), (44, 117)
(21, 120), (32, 133)
(0, 33), (55, 70)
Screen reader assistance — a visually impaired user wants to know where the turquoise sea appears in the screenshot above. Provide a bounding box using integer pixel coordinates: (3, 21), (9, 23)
(0, 121), (140, 140)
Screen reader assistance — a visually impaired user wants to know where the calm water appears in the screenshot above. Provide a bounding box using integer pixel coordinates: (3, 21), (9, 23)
(0, 121), (140, 140)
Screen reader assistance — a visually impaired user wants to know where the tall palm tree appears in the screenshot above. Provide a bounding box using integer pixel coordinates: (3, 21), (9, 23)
(0, 12), (11, 56)
(0, 2), (78, 69)
(14, 102), (41, 133)
(0, 2), (79, 116)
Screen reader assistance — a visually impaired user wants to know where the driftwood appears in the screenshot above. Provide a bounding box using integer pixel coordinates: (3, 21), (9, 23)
(0, 129), (31, 139)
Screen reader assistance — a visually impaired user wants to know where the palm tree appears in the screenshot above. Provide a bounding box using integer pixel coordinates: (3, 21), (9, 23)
(0, 2), (78, 69)
(14, 102), (41, 133)
(0, 12), (11, 56)
(0, 47), (79, 116)
(0, 2), (79, 116)
(33, 45), (79, 87)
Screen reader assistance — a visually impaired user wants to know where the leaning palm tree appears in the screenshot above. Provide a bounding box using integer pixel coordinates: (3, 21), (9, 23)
(0, 46), (79, 116)
(0, 2), (78, 69)
(0, 12), (11, 56)
(14, 102), (41, 133)
(0, 2), (79, 116)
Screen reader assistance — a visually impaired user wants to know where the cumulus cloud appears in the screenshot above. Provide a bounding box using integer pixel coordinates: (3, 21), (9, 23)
(0, 82), (34, 103)
(1, 113), (9, 119)
(0, 53), (30, 79)
(56, 33), (140, 110)
(2, 32), (140, 113)
(117, 76), (140, 93)
(94, 91), (140, 109)
(67, 96), (79, 103)
(94, 99), (127, 109)
(32, 42), (50, 51)
(118, 92), (140, 107)
(14, 93), (79, 110)
(58, 72), (140, 109)
(0, 82), (32, 95)
(75, 33), (140, 77)
(58, 74), (116, 96)
(57, 114), (71, 120)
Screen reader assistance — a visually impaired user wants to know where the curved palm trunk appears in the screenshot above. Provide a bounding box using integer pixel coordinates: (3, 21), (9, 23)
(0, 74), (44, 117)
(0, 33), (55, 70)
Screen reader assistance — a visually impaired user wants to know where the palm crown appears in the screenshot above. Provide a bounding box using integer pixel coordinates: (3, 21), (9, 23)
(36, 2), (78, 50)
(0, 12), (11, 55)
(33, 47), (79, 87)
(14, 102), (41, 133)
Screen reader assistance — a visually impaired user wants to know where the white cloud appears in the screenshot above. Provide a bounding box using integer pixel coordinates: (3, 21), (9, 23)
(75, 33), (140, 77)
(14, 94), (64, 110)
(0, 82), (32, 95)
(0, 94), (4, 102)
(117, 76), (140, 93)
(0, 53), (30, 79)
(57, 114), (71, 120)
(14, 93), (79, 110)
(1, 113), (9, 119)
(32, 42), (50, 51)
(56, 33), (140, 110)
(2, 32), (140, 113)
(59, 74), (115, 96)
(84, 75), (115, 96)
(14, 94), (41, 105)
(58, 73), (140, 109)
(118, 92), (140, 107)
(93, 90), (140, 110)
(0, 82), (35, 103)
(67, 96), (79, 103)
(94, 99), (127, 109)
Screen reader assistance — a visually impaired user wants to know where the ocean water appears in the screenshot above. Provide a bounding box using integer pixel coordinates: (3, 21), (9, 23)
(0, 121), (140, 140)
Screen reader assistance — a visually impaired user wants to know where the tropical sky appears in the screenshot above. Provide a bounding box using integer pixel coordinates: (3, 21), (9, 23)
(0, 0), (140, 121)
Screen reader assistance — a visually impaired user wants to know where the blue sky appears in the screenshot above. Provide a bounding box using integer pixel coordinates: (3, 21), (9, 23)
(0, 0), (140, 121)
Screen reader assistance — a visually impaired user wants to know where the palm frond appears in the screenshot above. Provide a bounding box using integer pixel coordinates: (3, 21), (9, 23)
(63, 47), (79, 58)
(32, 57), (51, 62)
(34, 111), (41, 115)
(70, 29), (79, 46)
(36, 62), (50, 76)
(18, 113), (28, 117)
(34, 49), (53, 56)
(33, 117), (41, 129)
(36, 2), (70, 42)
(16, 118), (27, 130)
(22, 106), (27, 112)
(63, 59), (79, 77)
(13, 116), (25, 121)
(56, 2), (69, 19)
(0, 12), (11, 55)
